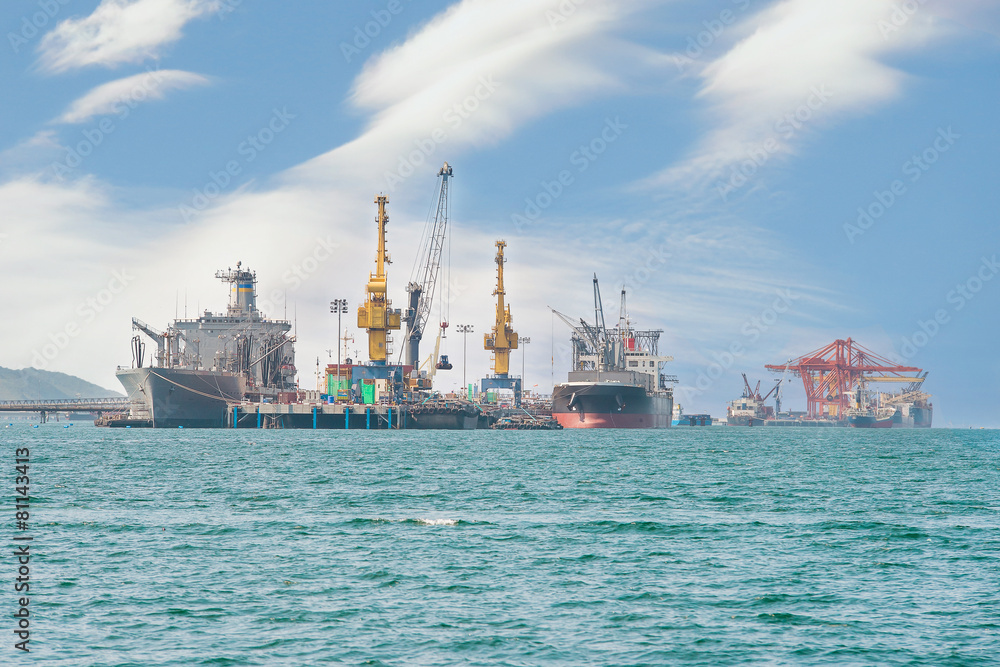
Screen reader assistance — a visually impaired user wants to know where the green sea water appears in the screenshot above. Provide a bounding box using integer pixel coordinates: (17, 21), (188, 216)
(4, 424), (999, 665)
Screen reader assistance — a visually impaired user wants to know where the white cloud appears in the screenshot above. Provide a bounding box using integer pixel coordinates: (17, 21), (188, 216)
(652, 0), (950, 191)
(0, 131), (64, 175)
(55, 69), (210, 124)
(0, 0), (825, 400)
(37, 0), (222, 74)
(288, 0), (651, 188)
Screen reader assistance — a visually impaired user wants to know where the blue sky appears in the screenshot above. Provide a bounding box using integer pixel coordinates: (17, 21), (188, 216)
(1, 0), (998, 426)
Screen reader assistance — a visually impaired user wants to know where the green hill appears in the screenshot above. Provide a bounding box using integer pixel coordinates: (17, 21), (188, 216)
(0, 367), (123, 401)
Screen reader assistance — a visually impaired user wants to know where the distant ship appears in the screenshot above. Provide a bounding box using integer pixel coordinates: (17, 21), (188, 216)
(845, 384), (894, 429)
(882, 386), (934, 428)
(726, 375), (779, 426)
(550, 277), (674, 428)
(672, 404), (712, 426)
(116, 263), (296, 428)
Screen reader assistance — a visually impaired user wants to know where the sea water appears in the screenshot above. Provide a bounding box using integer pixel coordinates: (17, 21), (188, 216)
(4, 424), (998, 665)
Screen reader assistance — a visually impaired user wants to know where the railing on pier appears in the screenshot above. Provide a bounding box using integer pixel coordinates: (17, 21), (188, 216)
(0, 397), (130, 412)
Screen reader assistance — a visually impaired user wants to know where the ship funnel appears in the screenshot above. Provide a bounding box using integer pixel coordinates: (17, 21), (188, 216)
(216, 262), (257, 316)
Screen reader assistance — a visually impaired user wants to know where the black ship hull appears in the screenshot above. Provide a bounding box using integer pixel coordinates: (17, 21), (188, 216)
(551, 382), (672, 429)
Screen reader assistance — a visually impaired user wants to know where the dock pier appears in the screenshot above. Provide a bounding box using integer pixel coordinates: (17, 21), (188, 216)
(227, 402), (407, 429)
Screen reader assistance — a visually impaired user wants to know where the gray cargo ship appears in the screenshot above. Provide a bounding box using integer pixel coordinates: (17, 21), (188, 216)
(116, 263), (296, 427)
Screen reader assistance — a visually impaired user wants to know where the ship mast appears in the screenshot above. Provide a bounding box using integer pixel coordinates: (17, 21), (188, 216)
(357, 195), (401, 363)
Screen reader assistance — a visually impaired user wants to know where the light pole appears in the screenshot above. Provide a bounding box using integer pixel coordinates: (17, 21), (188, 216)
(456, 324), (473, 398)
(330, 299), (349, 399)
(519, 336), (531, 396)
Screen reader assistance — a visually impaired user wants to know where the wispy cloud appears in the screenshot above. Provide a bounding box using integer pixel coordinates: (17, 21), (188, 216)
(0, 131), (64, 176)
(3, 0), (818, 391)
(37, 0), (222, 74)
(54, 69), (210, 124)
(291, 0), (651, 186)
(652, 0), (948, 191)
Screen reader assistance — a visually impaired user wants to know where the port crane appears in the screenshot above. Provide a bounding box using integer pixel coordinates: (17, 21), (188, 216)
(773, 359), (792, 414)
(480, 240), (522, 405)
(741, 373), (781, 405)
(403, 162), (453, 372)
(765, 338), (923, 419)
(131, 317), (181, 368)
(484, 240), (518, 375)
(418, 323), (452, 380)
(357, 195), (402, 363)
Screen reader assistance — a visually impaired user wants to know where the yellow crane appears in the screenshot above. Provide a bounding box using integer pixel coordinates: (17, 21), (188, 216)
(483, 240), (517, 376)
(357, 195), (401, 363)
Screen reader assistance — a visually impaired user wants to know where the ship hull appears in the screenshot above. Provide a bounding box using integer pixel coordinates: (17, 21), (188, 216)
(848, 415), (893, 428)
(891, 405), (933, 428)
(116, 367), (245, 428)
(404, 401), (480, 430)
(551, 382), (672, 429)
(727, 415), (766, 427)
(407, 413), (479, 430)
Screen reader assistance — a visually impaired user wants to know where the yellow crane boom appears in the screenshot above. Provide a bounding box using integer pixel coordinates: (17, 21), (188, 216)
(357, 195), (401, 363)
(483, 240), (517, 376)
(865, 376), (924, 382)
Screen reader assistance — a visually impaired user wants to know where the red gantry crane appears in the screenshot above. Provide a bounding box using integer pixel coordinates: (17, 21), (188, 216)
(765, 338), (923, 419)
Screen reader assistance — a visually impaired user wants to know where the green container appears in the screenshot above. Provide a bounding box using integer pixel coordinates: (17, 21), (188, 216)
(361, 382), (376, 405)
(327, 374), (350, 395)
